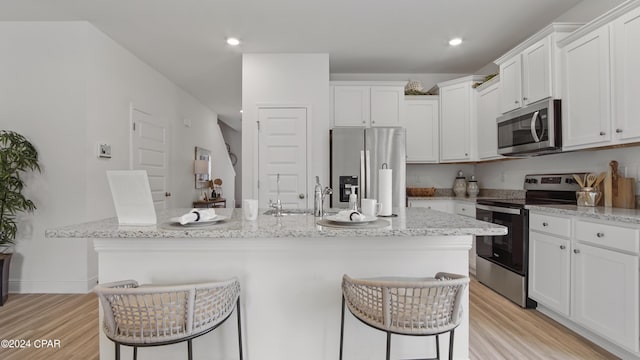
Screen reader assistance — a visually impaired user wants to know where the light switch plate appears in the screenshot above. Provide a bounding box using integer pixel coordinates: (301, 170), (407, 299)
(98, 144), (112, 158)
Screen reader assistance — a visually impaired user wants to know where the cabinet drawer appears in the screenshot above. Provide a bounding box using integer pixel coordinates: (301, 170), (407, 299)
(529, 213), (571, 238)
(455, 202), (476, 218)
(575, 220), (639, 254)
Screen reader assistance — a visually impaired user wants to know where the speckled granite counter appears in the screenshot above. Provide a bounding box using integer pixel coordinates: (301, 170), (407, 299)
(527, 204), (640, 225)
(55, 206), (501, 360)
(46, 207), (506, 239)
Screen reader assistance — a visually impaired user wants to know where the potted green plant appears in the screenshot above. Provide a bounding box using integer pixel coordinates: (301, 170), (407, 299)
(0, 130), (40, 306)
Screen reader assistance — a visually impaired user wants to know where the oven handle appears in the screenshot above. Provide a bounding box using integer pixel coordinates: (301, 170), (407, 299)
(530, 111), (540, 143)
(476, 204), (522, 215)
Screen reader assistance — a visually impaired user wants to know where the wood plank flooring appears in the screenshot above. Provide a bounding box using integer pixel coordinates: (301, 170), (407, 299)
(0, 278), (618, 359)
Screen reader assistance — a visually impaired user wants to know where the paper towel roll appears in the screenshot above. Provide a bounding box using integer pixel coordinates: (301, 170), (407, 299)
(378, 168), (393, 216)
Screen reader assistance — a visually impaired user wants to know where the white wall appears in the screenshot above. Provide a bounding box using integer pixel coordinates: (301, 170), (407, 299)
(407, 164), (476, 189)
(1, 21), (230, 293)
(242, 54), (330, 203)
(475, 147), (640, 191)
(331, 73), (466, 93)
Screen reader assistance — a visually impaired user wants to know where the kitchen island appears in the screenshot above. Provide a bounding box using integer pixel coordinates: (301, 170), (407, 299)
(47, 207), (506, 360)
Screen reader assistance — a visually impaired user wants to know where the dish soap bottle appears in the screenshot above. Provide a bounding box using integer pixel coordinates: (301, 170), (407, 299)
(314, 176), (322, 217)
(348, 186), (359, 211)
(453, 170), (467, 197)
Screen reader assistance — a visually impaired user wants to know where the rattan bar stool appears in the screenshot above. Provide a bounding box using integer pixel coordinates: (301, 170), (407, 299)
(94, 278), (242, 360)
(340, 273), (469, 360)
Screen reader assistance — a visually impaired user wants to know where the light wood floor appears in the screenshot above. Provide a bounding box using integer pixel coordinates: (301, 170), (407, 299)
(0, 279), (617, 359)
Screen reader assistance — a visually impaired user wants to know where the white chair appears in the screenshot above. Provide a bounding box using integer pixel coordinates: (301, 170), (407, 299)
(94, 278), (242, 360)
(340, 272), (469, 360)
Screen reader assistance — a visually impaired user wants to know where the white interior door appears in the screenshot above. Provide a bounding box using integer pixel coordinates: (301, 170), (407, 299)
(258, 107), (308, 209)
(130, 106), (169, 210)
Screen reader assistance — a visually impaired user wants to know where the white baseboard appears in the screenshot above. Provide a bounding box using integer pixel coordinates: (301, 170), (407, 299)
(9, 275), (98, 294)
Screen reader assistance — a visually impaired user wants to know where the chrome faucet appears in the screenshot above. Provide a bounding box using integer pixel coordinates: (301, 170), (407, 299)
(321, 186), (333, 217)
(269, 173), (283, 217)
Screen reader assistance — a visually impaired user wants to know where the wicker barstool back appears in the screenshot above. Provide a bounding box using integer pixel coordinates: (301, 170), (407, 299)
(94, 278), (242, 360)
(340, 272), (469, 360)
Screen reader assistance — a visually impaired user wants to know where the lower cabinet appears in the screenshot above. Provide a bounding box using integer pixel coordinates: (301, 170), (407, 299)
(407, 199), (455, 214)
(529, 212), (640, 354)
(572, 242), (639, 352)
(529, 231), (571, 316)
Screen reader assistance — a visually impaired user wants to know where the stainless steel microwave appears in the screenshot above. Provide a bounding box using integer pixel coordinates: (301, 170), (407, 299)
(497, 98), (561, 156)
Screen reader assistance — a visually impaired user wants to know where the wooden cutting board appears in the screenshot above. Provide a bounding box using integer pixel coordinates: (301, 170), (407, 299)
(613, 177), (636, 209)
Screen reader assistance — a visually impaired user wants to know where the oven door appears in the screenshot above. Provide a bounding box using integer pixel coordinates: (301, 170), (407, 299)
(476, 204), (527, 275)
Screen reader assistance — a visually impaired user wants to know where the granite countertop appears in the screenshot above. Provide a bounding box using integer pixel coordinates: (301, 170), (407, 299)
(526, 204), (640, 225)
(45, 207), (507, 239)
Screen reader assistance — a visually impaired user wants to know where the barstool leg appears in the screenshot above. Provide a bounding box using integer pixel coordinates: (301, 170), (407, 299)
(386, 332), (391, 360)
(188, 339), (193, 360)
(133, 346), (137, 360)
(339, 296), (345, 360)
(448, 329), (455, 360)
(436, 334), (440, 360)
(237, 297), (243, 360)
(114, 343), (120, 360)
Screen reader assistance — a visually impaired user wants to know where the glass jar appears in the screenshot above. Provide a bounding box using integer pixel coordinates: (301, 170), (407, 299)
(453, 170), (467, 197)
(576, 187), (602, 206)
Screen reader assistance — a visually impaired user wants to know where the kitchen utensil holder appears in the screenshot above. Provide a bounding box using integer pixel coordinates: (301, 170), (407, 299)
(576, 187), (602, 207)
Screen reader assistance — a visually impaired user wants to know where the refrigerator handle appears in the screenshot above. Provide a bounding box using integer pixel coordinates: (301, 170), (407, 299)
(365, 150), (371, 199)
(360, 150), (365, 200)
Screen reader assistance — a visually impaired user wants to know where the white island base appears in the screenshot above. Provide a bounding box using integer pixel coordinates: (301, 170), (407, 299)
(94, 235), (471, 360)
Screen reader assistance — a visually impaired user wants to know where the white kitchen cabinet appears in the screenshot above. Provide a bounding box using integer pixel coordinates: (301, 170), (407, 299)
(499, 54), (523, 114)
(529, 231), (571, 317)
(333, 86), (370, 127)
(529, 210), (640, 354)
(561, 25), (612, 150)
(572, 242), (639, 352)
(613, 6), (640, 142)
(408, 199), (454, 214)
(331, 82), (405, 128)
(438, 76), (484, 162)
(405, 96), (439, 163)
(454, 202), (475, 218)
(495, 24), (581, 114)
(475, 77), (503, 161)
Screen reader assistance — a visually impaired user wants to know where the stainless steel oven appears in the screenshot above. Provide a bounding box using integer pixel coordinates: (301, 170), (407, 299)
(497, 98), (561, 156)
(475, 201), (535, 308)
(474, 173), (583, 308)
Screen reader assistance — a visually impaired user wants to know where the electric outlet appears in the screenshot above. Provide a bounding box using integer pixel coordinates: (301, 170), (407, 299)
(98, 144), (112, 159)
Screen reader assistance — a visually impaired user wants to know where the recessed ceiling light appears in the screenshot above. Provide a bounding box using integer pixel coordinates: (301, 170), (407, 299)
(226, 37), (240, 46)
(449, 38), (462, 46)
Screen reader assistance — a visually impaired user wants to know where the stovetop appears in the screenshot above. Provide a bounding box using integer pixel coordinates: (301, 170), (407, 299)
(477, 173), (586, 209)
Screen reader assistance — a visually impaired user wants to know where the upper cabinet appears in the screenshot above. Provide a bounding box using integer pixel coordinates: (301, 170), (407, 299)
(405, 96), (439, 163)
(559, 1), (640, 151)
(495, 23), (583, 114)
(438, 75), (485, 163)
(331, 81), (405, 127)
(475, 76), (503, 161)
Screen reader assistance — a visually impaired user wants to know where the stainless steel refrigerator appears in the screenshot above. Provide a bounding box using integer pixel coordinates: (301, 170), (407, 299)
(330, 127), (406, 210)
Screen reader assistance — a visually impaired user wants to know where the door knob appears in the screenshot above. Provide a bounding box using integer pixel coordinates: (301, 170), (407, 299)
(299, 193), (305, 199)
(600, 131), (606, 136)
(165, 192), (172, 197)
(573, 249), (580, 254)
(616, 128), (623, 133)
(560, 245), (566, 250)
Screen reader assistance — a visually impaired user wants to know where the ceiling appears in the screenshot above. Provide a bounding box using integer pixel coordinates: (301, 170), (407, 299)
(1, 0), (589, 124)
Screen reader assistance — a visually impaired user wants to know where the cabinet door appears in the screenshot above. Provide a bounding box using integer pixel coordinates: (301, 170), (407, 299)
(476, 81), (502, 160)
(333, 86), (370, 127)
(613, 7), (640, 141)
(370, 86), (404, 127)
(408, 200), (454, 214)
(405, 98), (438, 163)
(499, 56), (523, 113)
(529, 232), (571, 316)
(562, 26), (611, 150)
(522, 37), (552, 106)
(572, 243), (639, 352)
(440, 83), (471, 162)
(454, 202), (475, 218)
